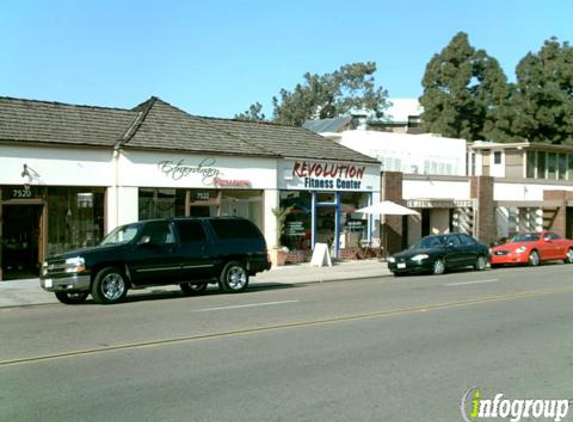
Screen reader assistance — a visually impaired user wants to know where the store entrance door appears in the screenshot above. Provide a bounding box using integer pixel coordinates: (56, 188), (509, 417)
(1, 204), (43, 280)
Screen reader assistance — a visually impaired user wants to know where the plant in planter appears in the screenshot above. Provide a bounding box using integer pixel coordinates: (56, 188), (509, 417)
(269, 206), (294, 266)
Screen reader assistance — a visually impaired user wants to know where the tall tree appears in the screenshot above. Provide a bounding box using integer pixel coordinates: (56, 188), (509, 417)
(234, 102), (265, 122)
(235, 62), (388, 126)
(419, 32), (508, 141)
(491, 37), (573, 144)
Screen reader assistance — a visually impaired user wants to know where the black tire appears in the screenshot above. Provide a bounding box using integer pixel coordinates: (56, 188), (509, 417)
(55, 292), (89, 305)
(91, 267), (128, 304)
(432, 258), (446, 275)
(474, 255), (487, 271)
(528, 250), (540, 267)
(180, 282), (208, 296)
(219, 261), (249, 293)
(490, 264), (501, 269)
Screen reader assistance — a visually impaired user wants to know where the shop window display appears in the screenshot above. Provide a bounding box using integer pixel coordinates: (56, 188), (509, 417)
(279, 191), (312, 251)
(47, 187), (105, 256)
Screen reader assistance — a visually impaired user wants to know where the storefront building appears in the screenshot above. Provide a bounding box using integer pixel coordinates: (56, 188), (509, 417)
(0, 96), (380, 279)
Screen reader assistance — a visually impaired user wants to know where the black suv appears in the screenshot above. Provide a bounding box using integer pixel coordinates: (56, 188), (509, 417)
(40, 217), (271, 304)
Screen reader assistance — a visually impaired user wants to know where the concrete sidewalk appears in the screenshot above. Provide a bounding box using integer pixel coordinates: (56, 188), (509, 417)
(0, 259), (391, 308)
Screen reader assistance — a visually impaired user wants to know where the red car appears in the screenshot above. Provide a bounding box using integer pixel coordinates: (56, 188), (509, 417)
(490, 231), (573, 267)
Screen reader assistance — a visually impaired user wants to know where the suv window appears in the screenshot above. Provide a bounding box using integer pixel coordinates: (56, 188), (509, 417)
(210, 219), (261, 239)
(140, 221), (176, 245)
(176, 220), (207, 243)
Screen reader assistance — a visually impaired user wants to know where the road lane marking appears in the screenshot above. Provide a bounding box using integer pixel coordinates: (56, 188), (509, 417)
(3, 285), (573, 368)
(443, 279), (499, 287)
(194, 300), (300, 312)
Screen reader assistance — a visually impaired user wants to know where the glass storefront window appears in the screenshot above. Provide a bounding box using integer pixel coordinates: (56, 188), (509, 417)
(47, 187), (105, 255)
(279, 191), (311, 250)
(340, 192), (370, 248)
(139, 188), (185, 220)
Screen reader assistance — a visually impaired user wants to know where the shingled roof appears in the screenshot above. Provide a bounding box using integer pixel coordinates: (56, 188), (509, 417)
(0, 96), (138, 147)
(201, 116), (379, 163)
(0, 95), (379, 165)
(121, 97), (276, 157)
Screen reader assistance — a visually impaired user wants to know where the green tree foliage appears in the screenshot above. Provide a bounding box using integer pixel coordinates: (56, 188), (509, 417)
(419, 32), (508, 141)
(490, 37), (573, 145)
(235, 62), (388, 126)
(234, 102), (266, 122)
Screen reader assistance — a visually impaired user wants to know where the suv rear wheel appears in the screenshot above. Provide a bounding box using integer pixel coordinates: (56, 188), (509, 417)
(219, 261), (249, 293)
(91, 267), (128, 304)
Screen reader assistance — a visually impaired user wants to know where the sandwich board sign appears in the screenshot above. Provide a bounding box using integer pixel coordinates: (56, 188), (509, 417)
(310, 243), (332, 267)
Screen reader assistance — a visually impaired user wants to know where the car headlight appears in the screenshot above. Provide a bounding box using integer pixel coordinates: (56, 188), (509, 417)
(64, 256), (86, 273)
(411, 254), (429, 262)
(515, 246), (527, 254)
(388, 256), (396, 263)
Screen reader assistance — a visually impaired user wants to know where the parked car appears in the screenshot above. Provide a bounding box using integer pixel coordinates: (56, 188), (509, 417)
(490, 231), (573, 267)
(387, 233), (490, 276)
(40, 217), (271, 304)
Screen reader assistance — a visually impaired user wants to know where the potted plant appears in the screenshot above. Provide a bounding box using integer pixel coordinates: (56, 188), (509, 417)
(269, 206), (293, 266)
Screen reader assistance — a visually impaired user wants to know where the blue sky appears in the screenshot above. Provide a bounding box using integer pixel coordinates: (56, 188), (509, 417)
(1, 0), (572, 118)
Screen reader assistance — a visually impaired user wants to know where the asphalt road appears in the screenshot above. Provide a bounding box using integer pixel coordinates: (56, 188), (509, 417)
(1, 263), (573, 421)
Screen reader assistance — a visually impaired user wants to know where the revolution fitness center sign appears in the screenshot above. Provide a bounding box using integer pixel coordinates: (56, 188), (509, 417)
(290, 160), (366, 190)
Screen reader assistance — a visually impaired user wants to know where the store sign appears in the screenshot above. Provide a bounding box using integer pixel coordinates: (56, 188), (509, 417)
(291, 161), (366, 190)
(406, 199), (475, 208)
(157, 158), (251, 188)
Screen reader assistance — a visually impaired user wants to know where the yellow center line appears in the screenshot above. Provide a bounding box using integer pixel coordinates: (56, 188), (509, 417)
(2, 285), (573, 368)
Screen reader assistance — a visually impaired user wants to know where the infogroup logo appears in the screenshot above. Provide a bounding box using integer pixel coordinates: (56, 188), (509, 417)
(461, 387), (570, 422)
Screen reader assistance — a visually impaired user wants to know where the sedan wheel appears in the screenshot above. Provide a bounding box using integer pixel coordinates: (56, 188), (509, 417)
(474, 255), (487, 271)
(432, 258), (445, 275)
(528, 251), (540, 267)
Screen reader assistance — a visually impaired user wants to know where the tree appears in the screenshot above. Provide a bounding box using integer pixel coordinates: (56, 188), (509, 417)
(235, 62), (389, 126)
(490, 37), (573, 144)
(234, 102), (266, 122)
(419, 32), (508, 141)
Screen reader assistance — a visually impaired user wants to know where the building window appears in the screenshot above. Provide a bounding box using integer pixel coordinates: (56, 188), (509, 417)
(558, 154), (568, 180)
(279, 191), (312, 251)
(569, 154), (573, 181)
(547, 153), (557, 180)
(138, 188), (185, 220)
(47, 187), (105, 256)
(493, 151), (502, 165)
(537, 152), (546, 179)
(526, 151), (536, 178)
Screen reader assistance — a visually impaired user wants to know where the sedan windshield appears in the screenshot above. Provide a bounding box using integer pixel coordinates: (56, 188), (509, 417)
(410, 236), (445, 250)
(510, 233), (540, 243)
(101, 223), (141, 246)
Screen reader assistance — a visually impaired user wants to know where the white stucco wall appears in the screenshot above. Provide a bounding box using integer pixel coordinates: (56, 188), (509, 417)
(0, 145), (114, 186)
(327, 131), (467, 176)
(494, 181), (573, 201)
(402, 178), (471, 200)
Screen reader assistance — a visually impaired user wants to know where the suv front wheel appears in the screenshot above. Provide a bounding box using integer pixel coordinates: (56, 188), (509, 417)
(91, 267), (128, 304)
(219, 261), (249, 293)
